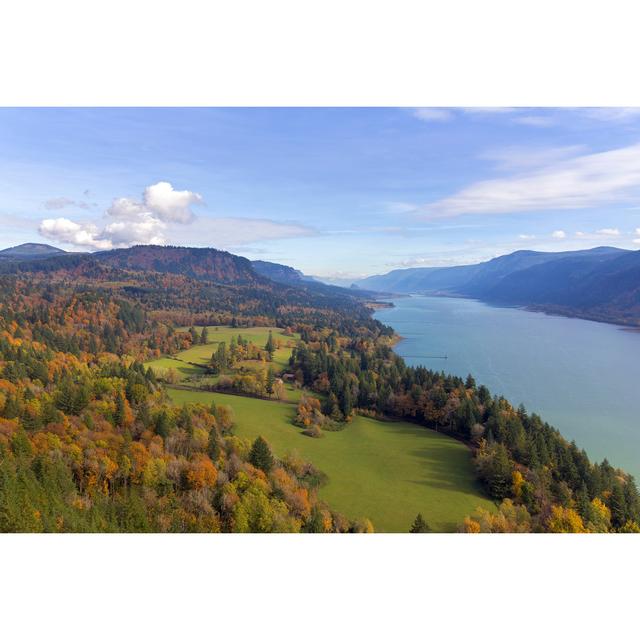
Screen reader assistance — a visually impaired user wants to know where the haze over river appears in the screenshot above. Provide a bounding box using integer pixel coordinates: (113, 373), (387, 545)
(374, 295), (640, 479)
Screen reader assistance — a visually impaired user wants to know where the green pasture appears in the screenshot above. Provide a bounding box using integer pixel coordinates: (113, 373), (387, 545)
(168, 387), (494, 532)
(147, 325), (297, 380)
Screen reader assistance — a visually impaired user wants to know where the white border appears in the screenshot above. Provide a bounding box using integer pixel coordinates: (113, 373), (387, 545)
(2, 1), (640, 636)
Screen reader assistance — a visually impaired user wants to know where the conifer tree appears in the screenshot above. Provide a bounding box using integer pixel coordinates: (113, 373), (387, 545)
(249, 436), (275, 473)
(410, 513), (430, 533)
(610, 482), (627, 529)
(265, 331), (275, 361)
(266, 367), (276, 395)
(114, 392), (126, 428)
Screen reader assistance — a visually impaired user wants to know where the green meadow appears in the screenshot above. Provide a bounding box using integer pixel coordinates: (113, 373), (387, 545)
(168, 387), (494, 532)
(177, 325), (298, 369)
(147, 325), (298, 381)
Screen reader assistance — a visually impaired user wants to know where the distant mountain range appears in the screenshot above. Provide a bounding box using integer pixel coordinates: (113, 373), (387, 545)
(358, 246), (640, 325)
(4, 242), (639, 325)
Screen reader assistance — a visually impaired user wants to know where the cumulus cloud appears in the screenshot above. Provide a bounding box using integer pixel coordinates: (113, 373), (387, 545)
(142, 181), (202, 223)
(40, 181), (202, 249)
(39, 181), (314, 251)
(518, 234), (536, 240)
(39, 218), (112, 250)
(422, 143), (640, 218)
(551, 230), (566, 239)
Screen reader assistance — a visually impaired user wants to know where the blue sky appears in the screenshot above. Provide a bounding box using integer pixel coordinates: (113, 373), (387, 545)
(2, 107), (640, 280)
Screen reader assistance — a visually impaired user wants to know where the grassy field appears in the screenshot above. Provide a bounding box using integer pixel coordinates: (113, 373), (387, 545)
(147, 326), (298, 381)
(168, 387), (494, 532)
(178, 325), (298, 368)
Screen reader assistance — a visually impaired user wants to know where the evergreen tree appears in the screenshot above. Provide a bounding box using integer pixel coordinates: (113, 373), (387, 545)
(488, 444), (513, 500)
(265, 331), (275, 361)
(266, 367), (276, 395)
(208, 429), (220, 461)
(410, 513), (430, 533)
(610, 482), (627, 529)
(200, 326), (209, 344)
(575, 482), (590, 520)
(155, 411), (170, 439)
(114, 392), (126, 428)
(339, 383), (352, 419)
(249, 436), (275, 473)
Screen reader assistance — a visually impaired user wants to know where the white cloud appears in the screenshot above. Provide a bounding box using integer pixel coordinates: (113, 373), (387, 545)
(482, 145), (585, 171)
(39, 181), (314, 251)
(143, 181), (202, 223)
(101, 218), (166, 246)
(595, 227), (620, 236)
(518, 234), (536, 240)
(412, 108), (453, 122)
(39, 218), (112, 250)
(551, 230), (566, 239)
(105, 181), (202, 224)
(633, 239), (640, 245)
(106, 197), (148, 220)
(39, 181), (201, 249)
(423, 143), (640, 218)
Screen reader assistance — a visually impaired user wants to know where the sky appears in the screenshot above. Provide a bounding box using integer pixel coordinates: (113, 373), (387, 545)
(2, 107), (640, 282)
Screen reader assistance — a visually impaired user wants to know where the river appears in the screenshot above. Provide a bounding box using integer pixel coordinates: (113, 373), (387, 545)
(374, 295), (640, 478)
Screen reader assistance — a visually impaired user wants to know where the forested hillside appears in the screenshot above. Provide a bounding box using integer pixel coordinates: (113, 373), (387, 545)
(0, 245), (638, 532)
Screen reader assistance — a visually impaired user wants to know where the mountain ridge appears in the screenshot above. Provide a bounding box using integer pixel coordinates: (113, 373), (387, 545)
(358, 246), (640, 326)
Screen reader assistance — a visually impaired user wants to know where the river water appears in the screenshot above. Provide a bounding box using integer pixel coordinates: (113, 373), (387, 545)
(374, 295), (640, 478)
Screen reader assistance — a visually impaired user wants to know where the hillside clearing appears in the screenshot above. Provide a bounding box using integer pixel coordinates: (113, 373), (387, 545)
(168, 387), (494, 532)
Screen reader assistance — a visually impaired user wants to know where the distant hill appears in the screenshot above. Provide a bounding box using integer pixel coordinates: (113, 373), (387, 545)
(0, 242), (67, 260)
(0, 244), (380, 319)
(94, 245), (264, 285)
(0, 244), (264, 286)
(478, 249), (640, 324)
(359, 247), (627, 295)
(251, 260), (307, 285)
(358, 246), (640, 325)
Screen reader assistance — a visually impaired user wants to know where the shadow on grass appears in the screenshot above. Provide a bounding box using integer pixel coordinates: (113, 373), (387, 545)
(377, 423), (488, 499)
